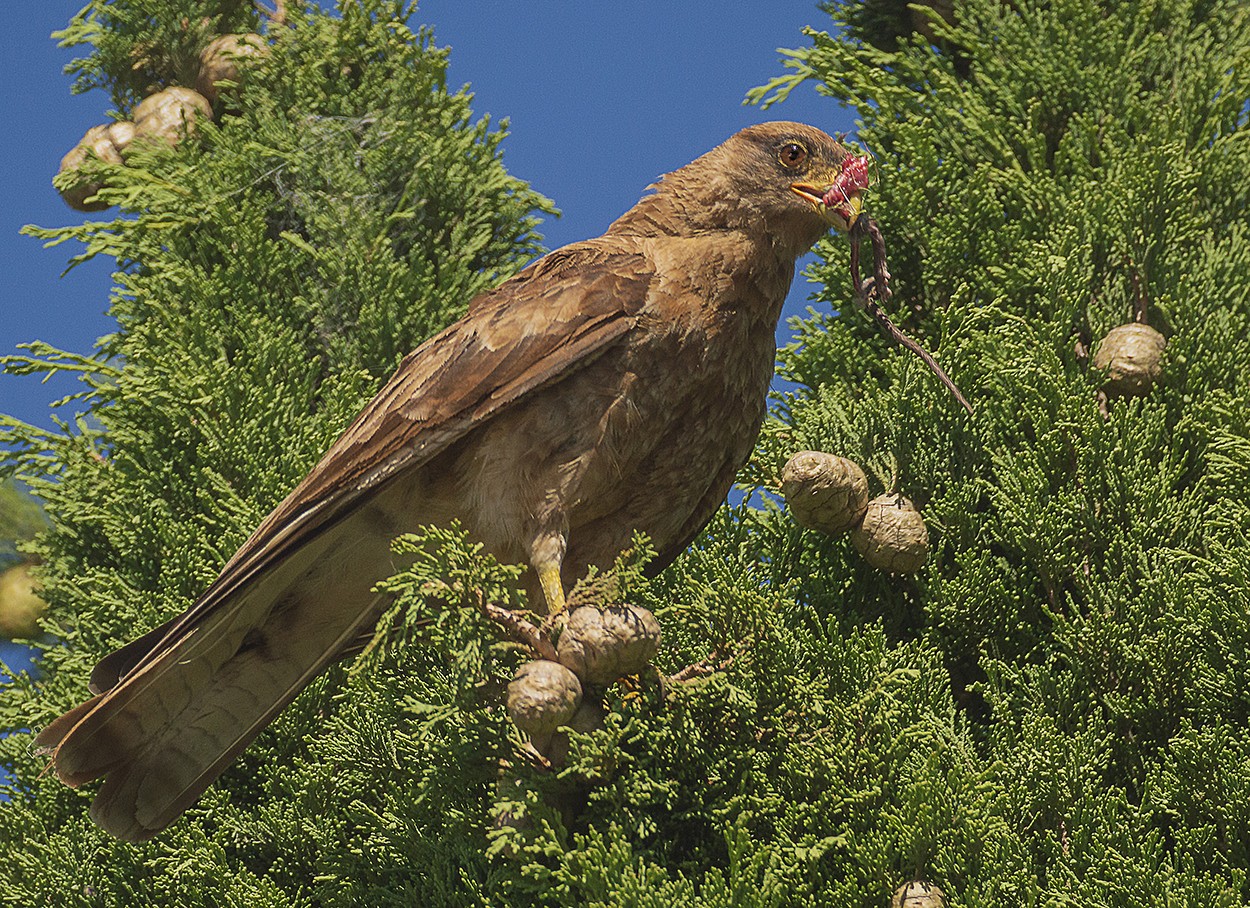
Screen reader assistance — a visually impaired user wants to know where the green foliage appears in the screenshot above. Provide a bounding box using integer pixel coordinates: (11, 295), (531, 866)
(5, 0), (550, 626)
(744, 0), (1250, 901)
(55, 0), (257, 107)
(4, 0), (1249, 904)
(816, 0), (925, 53)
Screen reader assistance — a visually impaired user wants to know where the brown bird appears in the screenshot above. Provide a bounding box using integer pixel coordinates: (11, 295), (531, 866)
(36, 121), (867, 841)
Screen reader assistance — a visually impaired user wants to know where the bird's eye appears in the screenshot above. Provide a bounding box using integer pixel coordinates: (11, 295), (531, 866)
(778, 142), (809, 168)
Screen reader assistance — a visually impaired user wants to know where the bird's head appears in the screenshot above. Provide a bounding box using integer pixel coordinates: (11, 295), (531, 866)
(730, 121), (869, 233)
(730, 121), (870, 231)
(705, 121), (872, 255)
(611, 121), (871, 256)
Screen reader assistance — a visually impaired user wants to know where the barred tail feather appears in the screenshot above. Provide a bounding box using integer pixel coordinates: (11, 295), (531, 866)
(36, 516), (397, 841)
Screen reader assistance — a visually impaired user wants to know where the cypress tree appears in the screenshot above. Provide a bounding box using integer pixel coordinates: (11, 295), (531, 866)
(0, 481), (44, 566)
(745, 0), (1250, 903)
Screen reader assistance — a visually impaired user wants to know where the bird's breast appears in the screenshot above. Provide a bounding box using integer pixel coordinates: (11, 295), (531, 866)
(561, 272), (784, 540)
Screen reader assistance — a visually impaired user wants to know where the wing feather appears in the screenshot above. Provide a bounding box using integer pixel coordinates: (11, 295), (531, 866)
(92, 243), (653, 690)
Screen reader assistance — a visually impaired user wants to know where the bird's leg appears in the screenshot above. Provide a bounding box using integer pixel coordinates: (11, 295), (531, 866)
(528, 526), (569, 615)
(537, 563), (567, 615)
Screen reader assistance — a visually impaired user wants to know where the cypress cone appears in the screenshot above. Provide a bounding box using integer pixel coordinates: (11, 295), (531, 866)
(851, 494), (929, 574)
(1093, 322), (1166, 397)
(506, 660), (583, 748)
(781, 450), (869, 534)
(56, 122), (134, 211)
(132, 86), (213, 146)
(196, 33), (267, 106)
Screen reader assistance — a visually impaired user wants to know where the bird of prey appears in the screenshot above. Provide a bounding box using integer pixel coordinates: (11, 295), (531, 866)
(37, 121), (868, 841)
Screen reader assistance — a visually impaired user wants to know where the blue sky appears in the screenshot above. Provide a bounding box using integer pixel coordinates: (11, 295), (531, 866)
(0, 2), (858, 434)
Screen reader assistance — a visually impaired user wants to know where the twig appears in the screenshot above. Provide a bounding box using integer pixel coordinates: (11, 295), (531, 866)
(667, 650), (735, 684)
(477, 593), (558, 662)
(1127, 257), (1150, 325)
(254, 0), (287, 26)
(519, 740), (555, 770)
(1073, 321), (1091, 368)
(848, 217), (975, 416)
(866, 217), (893, 304)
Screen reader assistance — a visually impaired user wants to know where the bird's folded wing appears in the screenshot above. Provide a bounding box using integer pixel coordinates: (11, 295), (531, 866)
(88, 245), (653, 694)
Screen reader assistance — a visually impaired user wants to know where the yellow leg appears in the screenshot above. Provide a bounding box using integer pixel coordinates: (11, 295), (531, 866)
(537, 563), (567, 615)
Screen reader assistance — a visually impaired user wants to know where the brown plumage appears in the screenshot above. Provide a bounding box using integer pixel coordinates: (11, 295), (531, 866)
(37, 121), (866, 841)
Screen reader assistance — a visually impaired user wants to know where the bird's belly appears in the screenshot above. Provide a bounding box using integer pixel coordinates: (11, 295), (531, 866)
(390, 329), (774, 585)
(573, 388), (754, 520)
(560, 341), (771, 570)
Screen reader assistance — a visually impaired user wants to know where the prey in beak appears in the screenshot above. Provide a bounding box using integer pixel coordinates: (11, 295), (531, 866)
(791, 154), (871, 232)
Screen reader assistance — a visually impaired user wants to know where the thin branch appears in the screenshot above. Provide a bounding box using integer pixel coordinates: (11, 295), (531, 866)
(1127, 257), (1150, 325)
(476, 593), (558, 662)
(667, 650), (735, 684)
(848, 217), (975, 415)
(254, 0), (287, 26)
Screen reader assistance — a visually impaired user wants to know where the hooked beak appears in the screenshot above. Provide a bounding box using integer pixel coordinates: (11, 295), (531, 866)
(790, 153), (871, 232)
